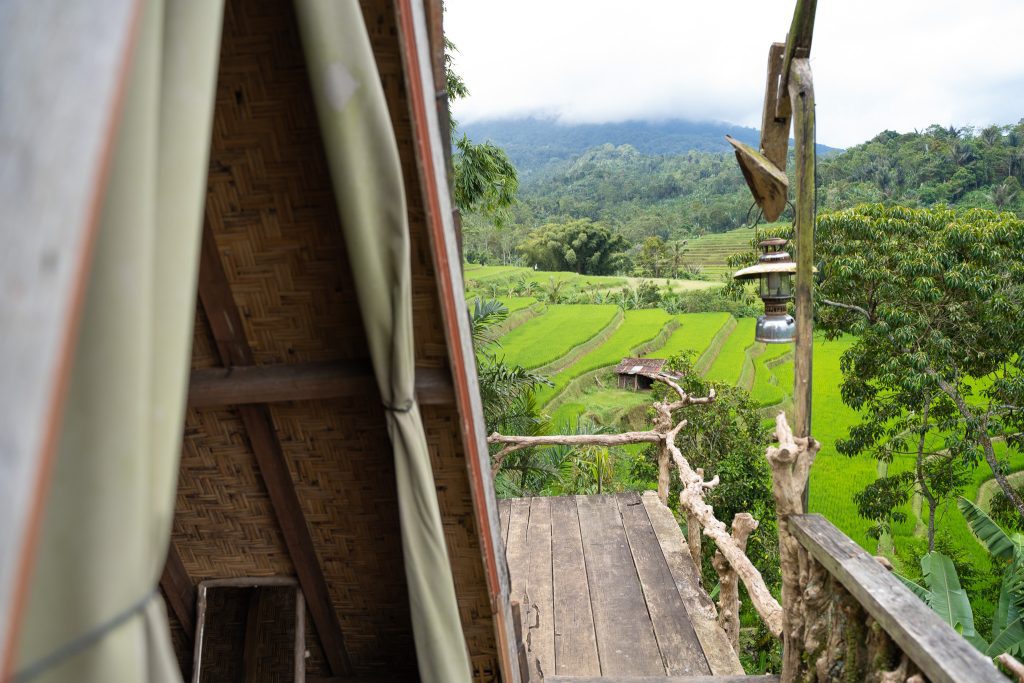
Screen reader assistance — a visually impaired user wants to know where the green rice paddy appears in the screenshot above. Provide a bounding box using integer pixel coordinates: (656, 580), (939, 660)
(496, 304), (619, 369)
(534, 309), (673, 405)
(478, 268), (1021, 585)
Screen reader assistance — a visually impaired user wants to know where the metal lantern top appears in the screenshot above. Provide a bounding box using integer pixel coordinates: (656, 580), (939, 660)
(732, 238), (797, 281)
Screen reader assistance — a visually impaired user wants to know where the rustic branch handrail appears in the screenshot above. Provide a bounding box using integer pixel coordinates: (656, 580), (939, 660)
(788, 514), (1004, 683)
(488, 371), (784, 639)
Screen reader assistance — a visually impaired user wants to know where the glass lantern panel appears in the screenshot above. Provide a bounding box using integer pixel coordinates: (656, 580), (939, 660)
(760, 272), (792, 298)
(778, 273), (792, 297)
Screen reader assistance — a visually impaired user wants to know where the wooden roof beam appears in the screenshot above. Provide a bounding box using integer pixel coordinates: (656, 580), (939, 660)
(187, 360), (454, 408)
(195, 223), (353, 677)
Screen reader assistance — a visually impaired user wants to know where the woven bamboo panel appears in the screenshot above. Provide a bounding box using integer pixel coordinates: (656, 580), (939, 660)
(195, 586), (302, 683)
(204, 0), (370, 367)
(175, 403), (295, 576)
(197, 587), (248, 683)
(270, 396), (416, 674)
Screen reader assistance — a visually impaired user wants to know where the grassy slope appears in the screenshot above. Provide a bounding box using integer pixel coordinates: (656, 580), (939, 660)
(658, 312), (733, 359)
(549, 389), (653, 431)
(750, 343), (792, 407)
(498, 304), (619, 369)
(497, 296), (537, 313)
(535, 309), (673, 405)
(704, 318), (757, 386)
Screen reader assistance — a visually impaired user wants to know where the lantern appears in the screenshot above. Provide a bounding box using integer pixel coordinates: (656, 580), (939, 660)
(732, 238), (796, 343)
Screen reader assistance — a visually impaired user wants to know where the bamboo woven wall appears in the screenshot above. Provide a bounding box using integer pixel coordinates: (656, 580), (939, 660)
(167, 0), (500, 679)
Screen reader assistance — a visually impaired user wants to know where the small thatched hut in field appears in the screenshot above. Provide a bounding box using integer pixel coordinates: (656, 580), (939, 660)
(614, 358), (681, 391)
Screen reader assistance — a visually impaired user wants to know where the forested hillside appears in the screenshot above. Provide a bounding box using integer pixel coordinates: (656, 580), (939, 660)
(463, 119), (1024, 270)
(819, 123), (1024, 212)
(461, 117), (840, 175)
(461, 117), (763, 174)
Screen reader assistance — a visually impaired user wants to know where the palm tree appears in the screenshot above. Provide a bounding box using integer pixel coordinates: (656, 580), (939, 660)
(669, 240), (688, 279)
(992, 178), (1020, 211)
(470, 299), (551, 489)
(980, 125), (1003, 148)
(541, 276), (566, 304)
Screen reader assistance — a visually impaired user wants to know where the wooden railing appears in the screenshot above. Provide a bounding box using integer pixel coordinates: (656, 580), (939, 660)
(784, 514), (1004, 683)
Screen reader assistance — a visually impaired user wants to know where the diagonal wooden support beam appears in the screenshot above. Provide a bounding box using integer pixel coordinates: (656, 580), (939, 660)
(776, 0), (818, 119)
(160, 543), (196, 642)
(760, 42), (789, 170)
(196, 223), (353, 677)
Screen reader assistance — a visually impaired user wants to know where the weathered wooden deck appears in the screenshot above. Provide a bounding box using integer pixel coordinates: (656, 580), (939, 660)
(499, 491), (744, 679)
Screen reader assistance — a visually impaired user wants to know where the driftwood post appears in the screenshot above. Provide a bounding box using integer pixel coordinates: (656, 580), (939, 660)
(712, 512), (758, 653)
(657, 442), (671, 504)
(789, 55), (816, 515)
(765, 412), (820, 681)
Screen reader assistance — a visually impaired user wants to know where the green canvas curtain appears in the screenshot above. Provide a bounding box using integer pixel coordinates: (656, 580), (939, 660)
(13, 1), (224, 681)
(294, 2), (473, 681)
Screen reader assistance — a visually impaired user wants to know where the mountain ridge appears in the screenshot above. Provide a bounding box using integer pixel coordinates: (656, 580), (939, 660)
(460, 116), (843, 174)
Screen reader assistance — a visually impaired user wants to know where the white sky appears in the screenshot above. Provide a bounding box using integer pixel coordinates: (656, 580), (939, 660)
(443, 0), (1024, 148)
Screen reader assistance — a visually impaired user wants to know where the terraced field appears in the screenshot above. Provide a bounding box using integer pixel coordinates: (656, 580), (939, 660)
(704, 318), (756, 386)
(657, 312), (733, 362)
(683, 226), (756, 279)
(497, 304), (619, 369)
(496, 296), (537, 313)
(534, 308), (674, 405)
(484, 287), (1021, 583)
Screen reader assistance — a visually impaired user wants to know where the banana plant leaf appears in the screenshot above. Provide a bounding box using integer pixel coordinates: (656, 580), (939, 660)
(959, 496), (1016, 561)
(894, 572), (931, 603)
(921, 552), (978, 638)
(987, 615), (1024, 657)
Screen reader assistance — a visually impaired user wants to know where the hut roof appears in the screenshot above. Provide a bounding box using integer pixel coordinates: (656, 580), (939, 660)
(615, 357), (668, 375)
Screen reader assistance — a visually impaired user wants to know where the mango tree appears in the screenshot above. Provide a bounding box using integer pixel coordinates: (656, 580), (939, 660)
(816, 204), (1024, 524)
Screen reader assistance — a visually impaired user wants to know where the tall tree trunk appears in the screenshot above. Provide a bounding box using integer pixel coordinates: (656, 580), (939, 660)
(980, 428), (1024, 521)
(931, 371), (1024, 522)
(914, 399), (938, 552)
(927, 499), (938, 553)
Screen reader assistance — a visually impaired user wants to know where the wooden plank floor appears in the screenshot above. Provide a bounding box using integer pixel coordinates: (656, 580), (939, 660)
(499, 491), (744, 679)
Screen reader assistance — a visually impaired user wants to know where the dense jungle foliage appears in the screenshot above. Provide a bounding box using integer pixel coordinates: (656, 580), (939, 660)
(463, 120), (1024, 272)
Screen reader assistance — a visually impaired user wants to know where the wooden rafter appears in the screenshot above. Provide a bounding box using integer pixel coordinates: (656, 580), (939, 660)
(195, 223), (353, 677)
(187, 360), (454, 407)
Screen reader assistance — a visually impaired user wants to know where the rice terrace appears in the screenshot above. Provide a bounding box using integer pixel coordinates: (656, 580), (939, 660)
(469, 258), (1023, 556)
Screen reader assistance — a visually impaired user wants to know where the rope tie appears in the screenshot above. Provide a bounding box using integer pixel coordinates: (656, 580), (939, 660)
(383, 398), (415, 413)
